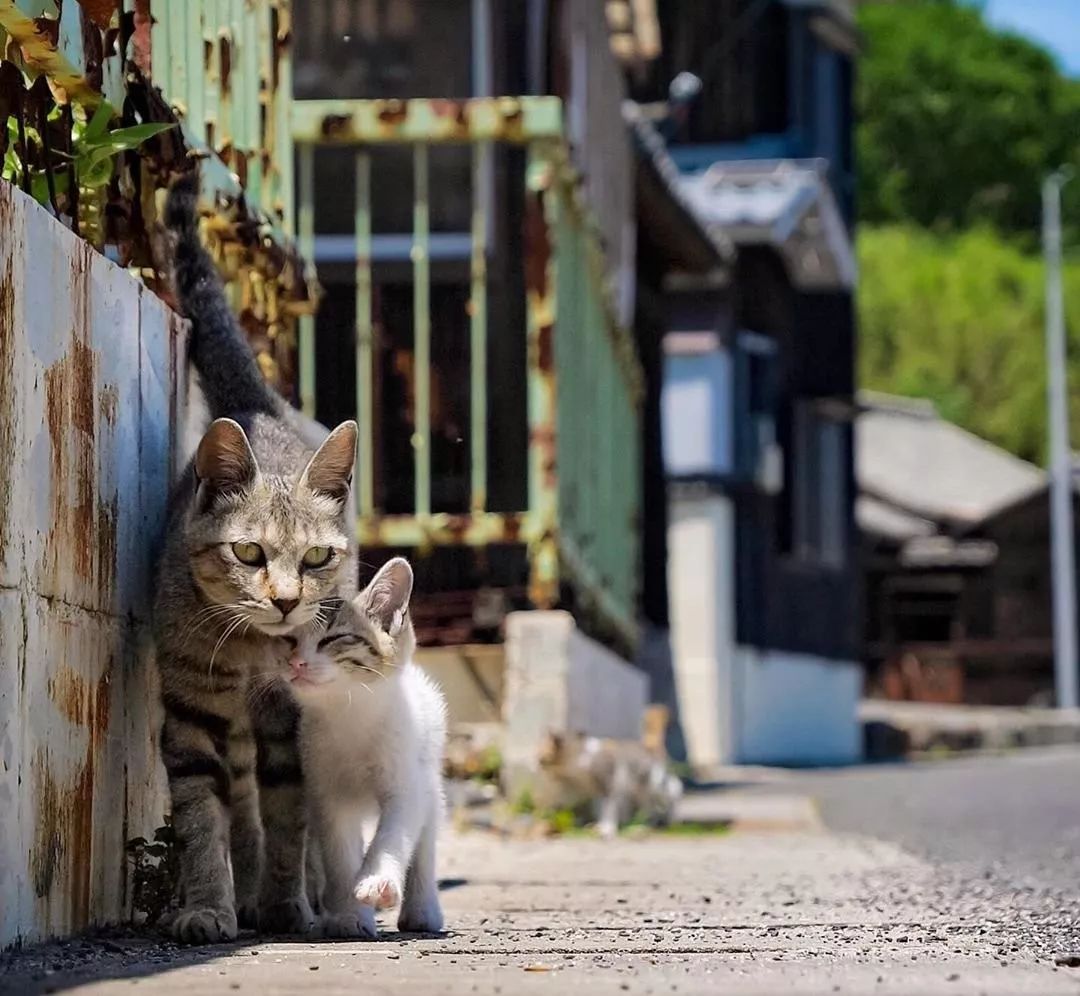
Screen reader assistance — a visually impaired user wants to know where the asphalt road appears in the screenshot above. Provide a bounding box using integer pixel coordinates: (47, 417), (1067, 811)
(792, 747), (1080, 901)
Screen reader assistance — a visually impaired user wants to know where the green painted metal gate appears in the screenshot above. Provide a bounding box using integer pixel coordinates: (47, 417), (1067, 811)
(292, 96), (642, 647)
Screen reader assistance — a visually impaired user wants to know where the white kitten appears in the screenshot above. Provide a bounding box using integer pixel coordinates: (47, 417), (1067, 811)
(286, 557), (447, 938)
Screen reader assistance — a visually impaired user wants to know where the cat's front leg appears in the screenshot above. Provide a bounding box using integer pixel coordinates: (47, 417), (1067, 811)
(314, 804), (376, 939)
(354, 786), (422, 911)
(160, 679), (238, 944)
(253, 686), (315, 935)
(228, 708), (262, 929)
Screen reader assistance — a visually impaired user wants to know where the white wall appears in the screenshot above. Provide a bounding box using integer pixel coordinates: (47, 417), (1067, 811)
(0, 187), (179, 947)
(667, 494), (736, 768)
(733, 648), (862, 767)
(667, 491), (862, 770)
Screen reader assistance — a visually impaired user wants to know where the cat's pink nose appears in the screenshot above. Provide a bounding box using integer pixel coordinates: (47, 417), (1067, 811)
(289, 653), (307, 674)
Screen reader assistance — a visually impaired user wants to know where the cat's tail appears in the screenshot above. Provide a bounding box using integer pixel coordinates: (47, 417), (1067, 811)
(164, 171), (279, 419)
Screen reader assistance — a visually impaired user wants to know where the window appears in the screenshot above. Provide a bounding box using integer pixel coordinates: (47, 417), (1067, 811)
(293, 0), (475, 100)
(662, 334), (733, 478)
(734, 331), (779, 491)
(792, 402), (848, 568)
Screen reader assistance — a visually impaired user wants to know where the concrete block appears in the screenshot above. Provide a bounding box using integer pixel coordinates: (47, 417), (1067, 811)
(502, 611), (648, 793)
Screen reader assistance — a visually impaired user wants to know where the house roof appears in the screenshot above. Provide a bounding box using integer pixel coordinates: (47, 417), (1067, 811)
(856, 392), (1046, 537)
(623, 102), (736, 274)
(675, 159), (856, 291)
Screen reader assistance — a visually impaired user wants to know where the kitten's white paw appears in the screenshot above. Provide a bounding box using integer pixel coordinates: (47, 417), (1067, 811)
(320, 906), (378, 940)
(354, 874), (402, 910)
(398, 894), (444, 934)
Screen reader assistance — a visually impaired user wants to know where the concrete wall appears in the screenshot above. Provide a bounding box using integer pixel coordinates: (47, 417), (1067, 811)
(0, 186), (181, 948)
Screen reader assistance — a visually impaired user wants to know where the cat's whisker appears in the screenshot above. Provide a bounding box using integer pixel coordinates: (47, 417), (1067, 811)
(208, 614), (248, 676)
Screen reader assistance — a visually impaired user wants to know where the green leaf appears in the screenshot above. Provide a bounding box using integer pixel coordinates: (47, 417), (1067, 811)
(83, 100), (114, 144)
(81, 155), (115, 189)
(82, 121), (175, 152)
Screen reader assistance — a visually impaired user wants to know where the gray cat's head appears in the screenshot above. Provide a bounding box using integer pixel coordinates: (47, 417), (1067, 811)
(285, 557), (414, 696)
(186, 417), (357, 636)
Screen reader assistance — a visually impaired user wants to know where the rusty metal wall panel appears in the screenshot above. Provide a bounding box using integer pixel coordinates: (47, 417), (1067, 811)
(0, 183), (179, 948)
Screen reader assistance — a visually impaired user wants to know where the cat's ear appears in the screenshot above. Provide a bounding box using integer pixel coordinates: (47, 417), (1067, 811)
(195, 418), (259, 507)
(298, 420), (357, 503)
(357, 557), (413, 634)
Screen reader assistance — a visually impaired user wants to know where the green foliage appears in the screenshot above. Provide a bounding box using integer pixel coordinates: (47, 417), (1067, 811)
(858, 224), (1080, 463)
(1, 101), (174, 209)
(856, 0), (1080, 240)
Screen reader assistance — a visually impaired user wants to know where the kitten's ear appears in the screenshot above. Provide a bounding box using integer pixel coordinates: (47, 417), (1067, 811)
(357, 557), (413, 634)
(195, 418), (259, 505)
(298, 420), (357, 503)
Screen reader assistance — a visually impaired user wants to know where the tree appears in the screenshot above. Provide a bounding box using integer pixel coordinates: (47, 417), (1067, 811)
(856, 0), (1080, 239)
(859, 224), (1080, 465)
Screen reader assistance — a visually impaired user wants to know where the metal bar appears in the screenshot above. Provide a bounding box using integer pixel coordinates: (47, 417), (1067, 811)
(291, 96), (564, 145)
(413, 143), (431, 519)
(297, 142), (316, 417)
(525, 142), (559, 609)
(357, 512), (541, 549)
(355, 150), (375, 518)
(470, 141), (489, 512)
(185, 1), (205, 145)
(275, 0), (295, 232)
(167, 0), (186, 131)
(1044, 170), (1078, 709)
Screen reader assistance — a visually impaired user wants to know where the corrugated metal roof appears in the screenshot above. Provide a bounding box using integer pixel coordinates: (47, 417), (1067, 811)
(857, 392), (1046, 529)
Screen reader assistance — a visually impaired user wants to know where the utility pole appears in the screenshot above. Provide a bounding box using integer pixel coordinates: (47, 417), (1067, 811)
(1043, 169), (1077, 709)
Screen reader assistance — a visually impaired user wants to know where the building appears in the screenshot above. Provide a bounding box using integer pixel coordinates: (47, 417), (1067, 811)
(859, 392), (1077, 706)
(646, 0), (863, 767)
(288, 1), (739, 769)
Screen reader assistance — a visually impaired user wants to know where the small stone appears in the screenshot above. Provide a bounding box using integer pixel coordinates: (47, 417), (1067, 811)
(309, 965), (319, 971)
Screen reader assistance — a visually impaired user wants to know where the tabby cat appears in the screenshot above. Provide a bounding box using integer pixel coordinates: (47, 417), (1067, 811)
(154, 172), (357, 944)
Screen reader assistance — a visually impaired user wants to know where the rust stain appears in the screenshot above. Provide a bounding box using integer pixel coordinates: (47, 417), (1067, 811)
(537, 323), (554, 374)
(319, 113), (353, 140)
(31, 751), (63, 899)
(375, 99), (408, 128)
(48, 662), (112, 737)
(34, 663), (113, 922)
(75, 0), (115, 30)
(42, 242), (117, 598)
(523, 191), (552, 299)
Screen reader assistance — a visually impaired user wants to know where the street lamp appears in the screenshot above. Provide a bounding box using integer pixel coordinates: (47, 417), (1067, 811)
(1043, 168), (1077, 709)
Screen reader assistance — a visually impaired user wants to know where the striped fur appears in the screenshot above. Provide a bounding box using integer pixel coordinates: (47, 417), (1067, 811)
(155, 173), (358, 945)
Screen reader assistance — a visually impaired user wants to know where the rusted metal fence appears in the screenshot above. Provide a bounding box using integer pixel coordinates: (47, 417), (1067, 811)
(0, 0), (309, 397)
(292, 97), (643, 647)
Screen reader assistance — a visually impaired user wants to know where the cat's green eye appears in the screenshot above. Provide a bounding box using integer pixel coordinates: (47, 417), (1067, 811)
(231, 541), (265, 566)
(302, 546), (334, 568)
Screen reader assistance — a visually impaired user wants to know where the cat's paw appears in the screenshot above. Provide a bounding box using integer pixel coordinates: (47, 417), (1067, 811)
(354, 874), (402, 910)
(170, 906), (238, 945)
(397, 894), (444, 934)
(320, 906), (378, 940)
(258, 896), (316, 936)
